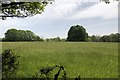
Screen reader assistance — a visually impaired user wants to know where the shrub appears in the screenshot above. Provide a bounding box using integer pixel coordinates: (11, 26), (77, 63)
(2, 49), (20, 78)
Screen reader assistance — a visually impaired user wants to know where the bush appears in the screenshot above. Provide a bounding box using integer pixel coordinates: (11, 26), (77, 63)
(2, 49), (20, 78)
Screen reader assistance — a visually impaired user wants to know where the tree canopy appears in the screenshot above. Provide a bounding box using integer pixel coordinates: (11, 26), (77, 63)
(3, 28), (43, 41)
(67, 25), (88, 42)
(89, 33), (120, 42)
(0, 0), (54, 20)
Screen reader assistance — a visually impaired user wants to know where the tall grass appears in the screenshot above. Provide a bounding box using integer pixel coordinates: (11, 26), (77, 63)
(1, 42), (118, 78)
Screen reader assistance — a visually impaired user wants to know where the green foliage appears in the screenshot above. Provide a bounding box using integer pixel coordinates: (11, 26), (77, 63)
(46, 37), (61, 42)
(89, 33), (120, 42)
(0, 38), (2, 42)
(51, 37), (61, 42)
(1, 1), (53, 19)
(2, 49), (20, 78)
(89, 35), (101, 42)
(4, 28), (43, 41)
(4, 29), (18, 41)
(32, 65), (67, 79)
(67, 25), (88, 42)
(45, 37), (66, 42)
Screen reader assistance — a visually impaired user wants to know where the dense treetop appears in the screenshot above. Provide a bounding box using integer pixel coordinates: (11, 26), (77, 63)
(3, 28), (43, 41)
(67, 25), (88, 42)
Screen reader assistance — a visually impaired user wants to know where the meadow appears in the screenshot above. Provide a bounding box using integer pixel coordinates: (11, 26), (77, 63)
(1, 42), (118, 78)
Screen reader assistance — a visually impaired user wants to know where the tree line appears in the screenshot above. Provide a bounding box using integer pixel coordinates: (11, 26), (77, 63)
(1, 25), (120, 42)
(66, 25), (119, 42)
(89, 33), (120, 42)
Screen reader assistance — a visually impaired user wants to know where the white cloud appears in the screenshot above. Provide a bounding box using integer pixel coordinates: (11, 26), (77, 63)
(70, 2), (118, 20)
(30, 0), (99, 20)
(31, 0), (118, 21)
(31, 0), (82, 19)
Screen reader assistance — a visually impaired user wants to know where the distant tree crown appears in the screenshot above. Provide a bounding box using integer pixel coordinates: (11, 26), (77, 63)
(4, 28), (43, 41)
(67, 25), (88, 42)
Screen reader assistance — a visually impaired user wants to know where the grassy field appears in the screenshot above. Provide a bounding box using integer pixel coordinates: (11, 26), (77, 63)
(1, 42), (118, 78)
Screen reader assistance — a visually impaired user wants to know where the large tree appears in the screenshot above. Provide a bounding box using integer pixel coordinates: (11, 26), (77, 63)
(67, 25), (88, 42)
(4, 28), (43, 41)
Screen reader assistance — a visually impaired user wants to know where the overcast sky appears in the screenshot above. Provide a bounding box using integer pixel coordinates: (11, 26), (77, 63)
(0, 0), (119, 38)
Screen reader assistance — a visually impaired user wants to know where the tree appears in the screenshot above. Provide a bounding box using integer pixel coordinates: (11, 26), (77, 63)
(87, 33), (120, 42)
(4, 28), (43, 41)
(61, 38), (66, 42)
(25, 30), (35, 41)
(36, 36), (44, 41)
(4, 28), (18, 41)
(99, 33), (120, 42)
(109, 33), (120, 42)
(67, 25), (88, 42)
(50, 37), (61, 42)
(0, 0), (54, 20)
(90, 35), (101, 42)
(16, 30), (25, 41)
